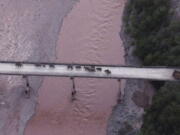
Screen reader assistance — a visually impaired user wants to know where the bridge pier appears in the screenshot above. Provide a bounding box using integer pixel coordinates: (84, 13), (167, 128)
(70, 77), (77, 102)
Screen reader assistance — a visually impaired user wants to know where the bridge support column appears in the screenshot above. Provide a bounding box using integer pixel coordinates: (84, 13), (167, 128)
(22, 75), (31, 98)
(70, 77), (76, 102)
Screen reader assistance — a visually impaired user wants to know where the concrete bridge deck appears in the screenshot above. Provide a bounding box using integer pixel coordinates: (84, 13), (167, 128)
(0, 61), (179, 81)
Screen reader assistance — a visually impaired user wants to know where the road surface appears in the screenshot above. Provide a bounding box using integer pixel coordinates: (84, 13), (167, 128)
(0, 61), (178, 81)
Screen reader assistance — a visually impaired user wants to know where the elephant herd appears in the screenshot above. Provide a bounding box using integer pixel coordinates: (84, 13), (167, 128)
(67, 65), (111, 75)
(15, 62), (112, 75)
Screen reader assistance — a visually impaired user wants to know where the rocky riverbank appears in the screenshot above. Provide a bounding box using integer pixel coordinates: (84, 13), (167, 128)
(107, 1), (155, 135)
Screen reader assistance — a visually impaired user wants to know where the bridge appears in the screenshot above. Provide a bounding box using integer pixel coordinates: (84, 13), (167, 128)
(0, 61), (179, 81)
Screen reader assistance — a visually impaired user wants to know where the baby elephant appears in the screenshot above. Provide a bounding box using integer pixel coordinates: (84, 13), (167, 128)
(15, 62), (22, 67)
(75, 65), (81, 69)
(104, 69), (111, 75)
(35, 63), (41, 67)
(67, 65), (73, 70)
(49, 63), (55, 68)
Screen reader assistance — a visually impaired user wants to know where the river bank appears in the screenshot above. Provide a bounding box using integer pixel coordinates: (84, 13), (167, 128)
(107, 0), (155, 135)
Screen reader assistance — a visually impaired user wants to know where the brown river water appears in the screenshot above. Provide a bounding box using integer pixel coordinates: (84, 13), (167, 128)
(25, 0), (125, 135)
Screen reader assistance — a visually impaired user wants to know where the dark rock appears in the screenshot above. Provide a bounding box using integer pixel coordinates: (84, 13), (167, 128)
(173, 70), (180, 80)
(131, 91), (150, 108)
(118, 121), (133, 135)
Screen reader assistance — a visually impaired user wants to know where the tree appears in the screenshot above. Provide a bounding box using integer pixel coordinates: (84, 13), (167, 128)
(141, 82), (180, 135)
(124, 0), (180, 67)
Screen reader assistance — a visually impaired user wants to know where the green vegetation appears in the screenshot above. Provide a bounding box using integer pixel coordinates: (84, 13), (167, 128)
(141, 82), (180, 135)
(124, 0), (180, 134)
(124, 0), (180, 66)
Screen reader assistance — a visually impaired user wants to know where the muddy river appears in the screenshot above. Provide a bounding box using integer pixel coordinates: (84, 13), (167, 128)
(25, 0), (125, 135)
